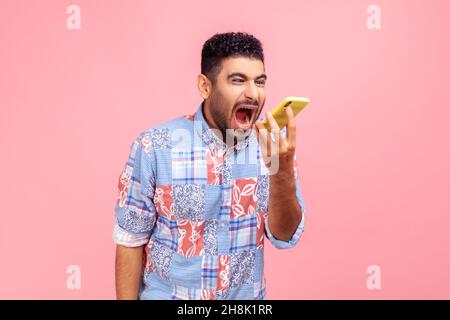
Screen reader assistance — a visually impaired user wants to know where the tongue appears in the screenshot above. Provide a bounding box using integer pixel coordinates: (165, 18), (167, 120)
(236, 109), (250, 125)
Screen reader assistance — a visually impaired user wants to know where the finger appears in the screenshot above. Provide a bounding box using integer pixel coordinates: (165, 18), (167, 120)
(255, 121), (271, 159)
(266, 111), (280, 132)
(285, 106), (296, 148)
(267, 131), (282, 175)
(271, 129), (280, 155)
(255, 121), (269, 153)
(266, 112), (287, 151)
(253, 123), (262, 150)
(266, 112), (281, 145)
(253, 123), (258, 143)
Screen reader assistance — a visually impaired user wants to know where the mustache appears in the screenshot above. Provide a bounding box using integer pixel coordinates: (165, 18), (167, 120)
(234, 100), (259, 110)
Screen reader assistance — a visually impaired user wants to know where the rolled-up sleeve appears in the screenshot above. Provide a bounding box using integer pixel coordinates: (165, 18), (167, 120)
(112, 131), (157, 247)
(265, 127), (306, 249)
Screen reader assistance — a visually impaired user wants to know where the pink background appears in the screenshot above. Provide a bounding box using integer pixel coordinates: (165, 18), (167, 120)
(1, 0), (449, 299)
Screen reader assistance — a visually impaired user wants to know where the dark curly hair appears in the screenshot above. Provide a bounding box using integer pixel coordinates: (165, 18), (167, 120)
(201, 32), (264, 85)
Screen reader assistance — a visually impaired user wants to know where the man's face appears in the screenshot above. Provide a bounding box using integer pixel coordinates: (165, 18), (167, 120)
(206, 56), (267, 141)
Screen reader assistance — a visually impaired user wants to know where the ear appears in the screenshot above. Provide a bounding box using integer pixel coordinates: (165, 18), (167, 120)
(197, 74), (212, 99)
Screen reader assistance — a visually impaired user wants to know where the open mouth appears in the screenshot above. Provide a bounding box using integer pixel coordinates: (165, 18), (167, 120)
(233, 104), (257, 131)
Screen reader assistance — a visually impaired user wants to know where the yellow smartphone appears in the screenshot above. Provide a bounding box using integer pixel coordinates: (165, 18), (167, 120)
(261, 96), (310, 131)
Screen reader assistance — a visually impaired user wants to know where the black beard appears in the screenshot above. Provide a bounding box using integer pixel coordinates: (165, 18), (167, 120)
(207, 90), (264, 146)
(207, 91), (230, 141)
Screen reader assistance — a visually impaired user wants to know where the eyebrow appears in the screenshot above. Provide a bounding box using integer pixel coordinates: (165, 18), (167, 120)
(227, 72), (267, 81)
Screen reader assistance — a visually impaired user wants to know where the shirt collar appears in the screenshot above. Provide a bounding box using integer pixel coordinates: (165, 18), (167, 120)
(193, 101), (254, 153)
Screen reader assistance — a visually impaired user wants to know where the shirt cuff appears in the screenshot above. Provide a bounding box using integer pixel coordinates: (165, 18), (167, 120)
(112, 222), (149, 247)
(264, 213), (305, 249)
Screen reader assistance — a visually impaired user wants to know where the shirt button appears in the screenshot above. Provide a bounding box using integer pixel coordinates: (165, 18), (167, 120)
(220, 222), (226, 229)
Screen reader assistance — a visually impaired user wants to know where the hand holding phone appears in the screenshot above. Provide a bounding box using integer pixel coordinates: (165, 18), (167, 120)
(261, 96), (310, 132)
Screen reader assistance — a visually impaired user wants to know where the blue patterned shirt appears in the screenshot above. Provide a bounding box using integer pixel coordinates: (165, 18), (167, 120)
(112, 102), (306, 300)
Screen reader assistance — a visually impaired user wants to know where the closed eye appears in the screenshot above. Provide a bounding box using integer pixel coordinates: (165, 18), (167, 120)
(232, 78), (266, 86)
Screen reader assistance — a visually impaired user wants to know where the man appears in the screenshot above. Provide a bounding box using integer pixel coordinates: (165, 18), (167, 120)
(113, 32), (306, 300)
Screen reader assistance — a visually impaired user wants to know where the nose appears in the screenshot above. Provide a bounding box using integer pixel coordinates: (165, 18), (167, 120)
(244, 80), (259, 102)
